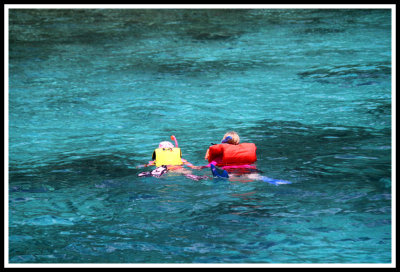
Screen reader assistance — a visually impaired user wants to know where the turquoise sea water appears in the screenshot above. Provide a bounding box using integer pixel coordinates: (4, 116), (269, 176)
(7, 9), (392, 264)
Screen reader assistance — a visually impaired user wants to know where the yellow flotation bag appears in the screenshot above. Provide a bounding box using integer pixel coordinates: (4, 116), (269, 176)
(152, 148), (183, 167)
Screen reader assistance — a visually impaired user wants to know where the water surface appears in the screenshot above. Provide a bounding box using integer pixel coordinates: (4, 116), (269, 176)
(8, 8), (392, 264)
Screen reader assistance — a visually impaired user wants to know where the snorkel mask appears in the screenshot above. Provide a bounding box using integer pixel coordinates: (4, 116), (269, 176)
(210, 135), (232, 146)
(221, 136), (232, 143)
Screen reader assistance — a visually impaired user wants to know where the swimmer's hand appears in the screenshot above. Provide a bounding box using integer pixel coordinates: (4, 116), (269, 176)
(136, 161), (155, 168)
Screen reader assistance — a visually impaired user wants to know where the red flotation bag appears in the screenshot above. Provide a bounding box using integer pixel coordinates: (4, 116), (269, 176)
(207, 143), (257, 166)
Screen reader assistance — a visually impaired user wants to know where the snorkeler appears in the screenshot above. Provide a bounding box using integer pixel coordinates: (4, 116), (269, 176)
(138, 136), (208, 181)
(205, 131), (291, 185)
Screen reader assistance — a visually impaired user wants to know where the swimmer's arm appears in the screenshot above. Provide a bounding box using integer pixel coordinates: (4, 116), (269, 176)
(205, 149), (210, 160)
(137, 160), (155, 168)
(182, 159), (202, 170)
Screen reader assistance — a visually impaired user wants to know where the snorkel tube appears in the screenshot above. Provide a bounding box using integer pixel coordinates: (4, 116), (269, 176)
(171, 135), (179, 147)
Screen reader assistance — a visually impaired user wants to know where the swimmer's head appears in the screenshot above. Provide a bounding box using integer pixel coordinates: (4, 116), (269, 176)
(158, 141), (174, 149)
(222, 131), (240, 145)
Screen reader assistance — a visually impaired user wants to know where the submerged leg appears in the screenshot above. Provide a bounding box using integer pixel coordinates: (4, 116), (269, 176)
(261, 176), (292, 185)
(185, 174), (209, 181)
